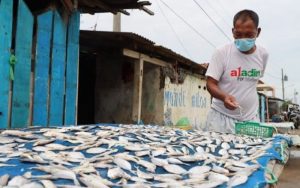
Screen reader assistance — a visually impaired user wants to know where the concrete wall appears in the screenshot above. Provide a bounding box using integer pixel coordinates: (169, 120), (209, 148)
(163, 73), (211, 129)
(141, 63), (164, 124)
(94, 52), (134, 124)
(92, 52), (211, 128)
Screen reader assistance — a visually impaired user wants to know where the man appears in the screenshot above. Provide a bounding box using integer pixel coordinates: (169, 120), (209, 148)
(205, 10), (269, 133)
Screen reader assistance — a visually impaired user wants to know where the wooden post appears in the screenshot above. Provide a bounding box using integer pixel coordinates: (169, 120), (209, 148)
(132, 57), (144, 124)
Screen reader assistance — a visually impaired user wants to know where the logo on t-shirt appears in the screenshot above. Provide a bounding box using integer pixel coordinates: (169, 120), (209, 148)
(230, 67), (261, 78)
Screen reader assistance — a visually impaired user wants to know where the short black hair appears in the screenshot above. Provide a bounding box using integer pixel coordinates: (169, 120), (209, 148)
(233, 10), (259, 28)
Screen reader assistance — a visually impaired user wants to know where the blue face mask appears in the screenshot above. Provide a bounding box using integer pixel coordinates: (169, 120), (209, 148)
(234, 38), (256, 52)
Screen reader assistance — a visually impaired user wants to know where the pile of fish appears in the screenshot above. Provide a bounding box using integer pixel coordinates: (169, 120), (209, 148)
(0, 124), (276, 188)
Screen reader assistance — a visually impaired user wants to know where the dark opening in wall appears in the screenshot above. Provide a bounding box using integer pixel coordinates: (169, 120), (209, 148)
(77, 52), (96, 125)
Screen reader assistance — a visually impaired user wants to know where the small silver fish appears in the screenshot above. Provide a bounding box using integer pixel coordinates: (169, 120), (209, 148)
(113, 157), (132, 171)
(227, 174), (248, 188)
(40, 180), (57, 188)
(137, 159), (156, 172)
(20, 182), (44, 188)
(137, 168), (154, 180)
(151, 157), (168, 167)
(86, 147), (107, 154)
(189, 166), (211, 177)
(8, 176), (30, 187)
(107, 167), (131, 180)
(163, 164), (187, 174)
(0, 174), (9, 186)
(208, 172), (230, 182)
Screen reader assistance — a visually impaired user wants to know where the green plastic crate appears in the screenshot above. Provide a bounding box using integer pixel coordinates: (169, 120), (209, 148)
(235, 122), (274, 138)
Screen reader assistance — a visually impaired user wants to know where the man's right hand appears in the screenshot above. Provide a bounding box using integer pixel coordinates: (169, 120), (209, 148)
(224, 95), (239, 110)
(207, 77), (239, 111)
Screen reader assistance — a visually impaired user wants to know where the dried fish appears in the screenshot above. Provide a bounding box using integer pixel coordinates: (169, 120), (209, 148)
(34, 165), (80, 185)
(193, 180), (224, 188)
(46, 143), (72, 151)
(79, 173), (110, 188)
(227, 174), (248, 188)
(113, 157), (132, 171)
(0, 174), (9, 186)
(152, 147), (166, 156)
(212, 164), (229, 174)
(136, 159), (156, 173)
(178, 154), (205, 162)
(208, 172), (230, 182)
(163, 164), (187, 174)
(221, 142), (230, 150)
(107, 167), (131, 179)
(86, 147), (107, 154)
(8, 176), (30, 187)
(167, 157), (186, 165)
(137, 168), (153, 180)
(135, 150), (150, 157)
(189, 166), (211, 177)
(20, 182), (44, 188)
(151, 157), (168, 167)
(40, 180), (57, 188)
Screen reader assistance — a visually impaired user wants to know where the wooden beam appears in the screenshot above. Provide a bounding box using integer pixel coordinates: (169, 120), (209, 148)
(123, 48), (169, 67)
(84, 0), (117, 14)
(132, 58), (144, 123)
(142, 7), (154, 15)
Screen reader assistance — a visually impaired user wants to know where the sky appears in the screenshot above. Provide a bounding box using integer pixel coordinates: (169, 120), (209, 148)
(81, 0), (300, 103)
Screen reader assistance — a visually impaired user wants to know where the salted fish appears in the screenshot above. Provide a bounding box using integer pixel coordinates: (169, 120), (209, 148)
(137, 168), (154, 180)
(0, 174), (9, 186)
(189, 166), (211, 176)
(8, 176), (30, 187)
(208, 172), (230, 182)
(86, 147), (107, 154)
(163, 164), (187, 174)
(34, 165), (79, 185)
(20, 182), (44, 188)
(136, 159), (156, 172)
(113, 157), (132, 171)
(107, 167), (130, 180)
(40, 180), (57, 188)
(227, 174), (248, 188)
(151, 157), (168, 167)
(79, 173), (110, 188)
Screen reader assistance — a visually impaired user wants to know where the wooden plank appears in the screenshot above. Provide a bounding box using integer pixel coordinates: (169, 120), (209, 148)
(49, 11), (67, 126)
(64, 11), (80, 126)
(33, 11), (53, 127)
(0, 0), (13, 129)
(132, 58), (144, 123)
(123, 48), (168, 67)
(11, 0), (34, 128)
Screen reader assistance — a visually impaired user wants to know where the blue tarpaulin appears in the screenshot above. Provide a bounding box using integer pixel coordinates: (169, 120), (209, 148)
(0, 124), (290, 187)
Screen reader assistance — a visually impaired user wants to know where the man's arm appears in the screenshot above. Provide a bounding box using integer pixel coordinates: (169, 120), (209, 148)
(206, 76), (239, 110)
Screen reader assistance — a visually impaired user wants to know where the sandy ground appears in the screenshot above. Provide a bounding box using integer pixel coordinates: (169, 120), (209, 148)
(278, 129), (300, 188)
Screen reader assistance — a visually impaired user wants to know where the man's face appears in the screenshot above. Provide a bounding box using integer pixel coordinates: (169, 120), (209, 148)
(232, 18), (261, 39)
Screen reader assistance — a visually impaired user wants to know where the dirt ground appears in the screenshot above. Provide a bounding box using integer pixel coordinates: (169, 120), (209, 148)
(278, 129), (300, 188)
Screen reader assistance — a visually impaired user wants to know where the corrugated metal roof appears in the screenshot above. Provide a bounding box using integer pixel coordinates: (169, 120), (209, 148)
(78, 0), (152, 14)
(23, 0), (151, 15)
(80, 30), (207, 75)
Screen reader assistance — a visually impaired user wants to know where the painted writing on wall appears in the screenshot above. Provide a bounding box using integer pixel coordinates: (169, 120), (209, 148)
(164, 74), (211, 130)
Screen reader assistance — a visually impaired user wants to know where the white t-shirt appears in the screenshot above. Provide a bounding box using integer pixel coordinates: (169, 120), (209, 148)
(206, 43), (269, 121)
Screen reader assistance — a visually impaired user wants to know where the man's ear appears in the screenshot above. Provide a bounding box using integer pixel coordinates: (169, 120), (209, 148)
(232, 28), (236, 39)
(257, 28), (261, 38)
